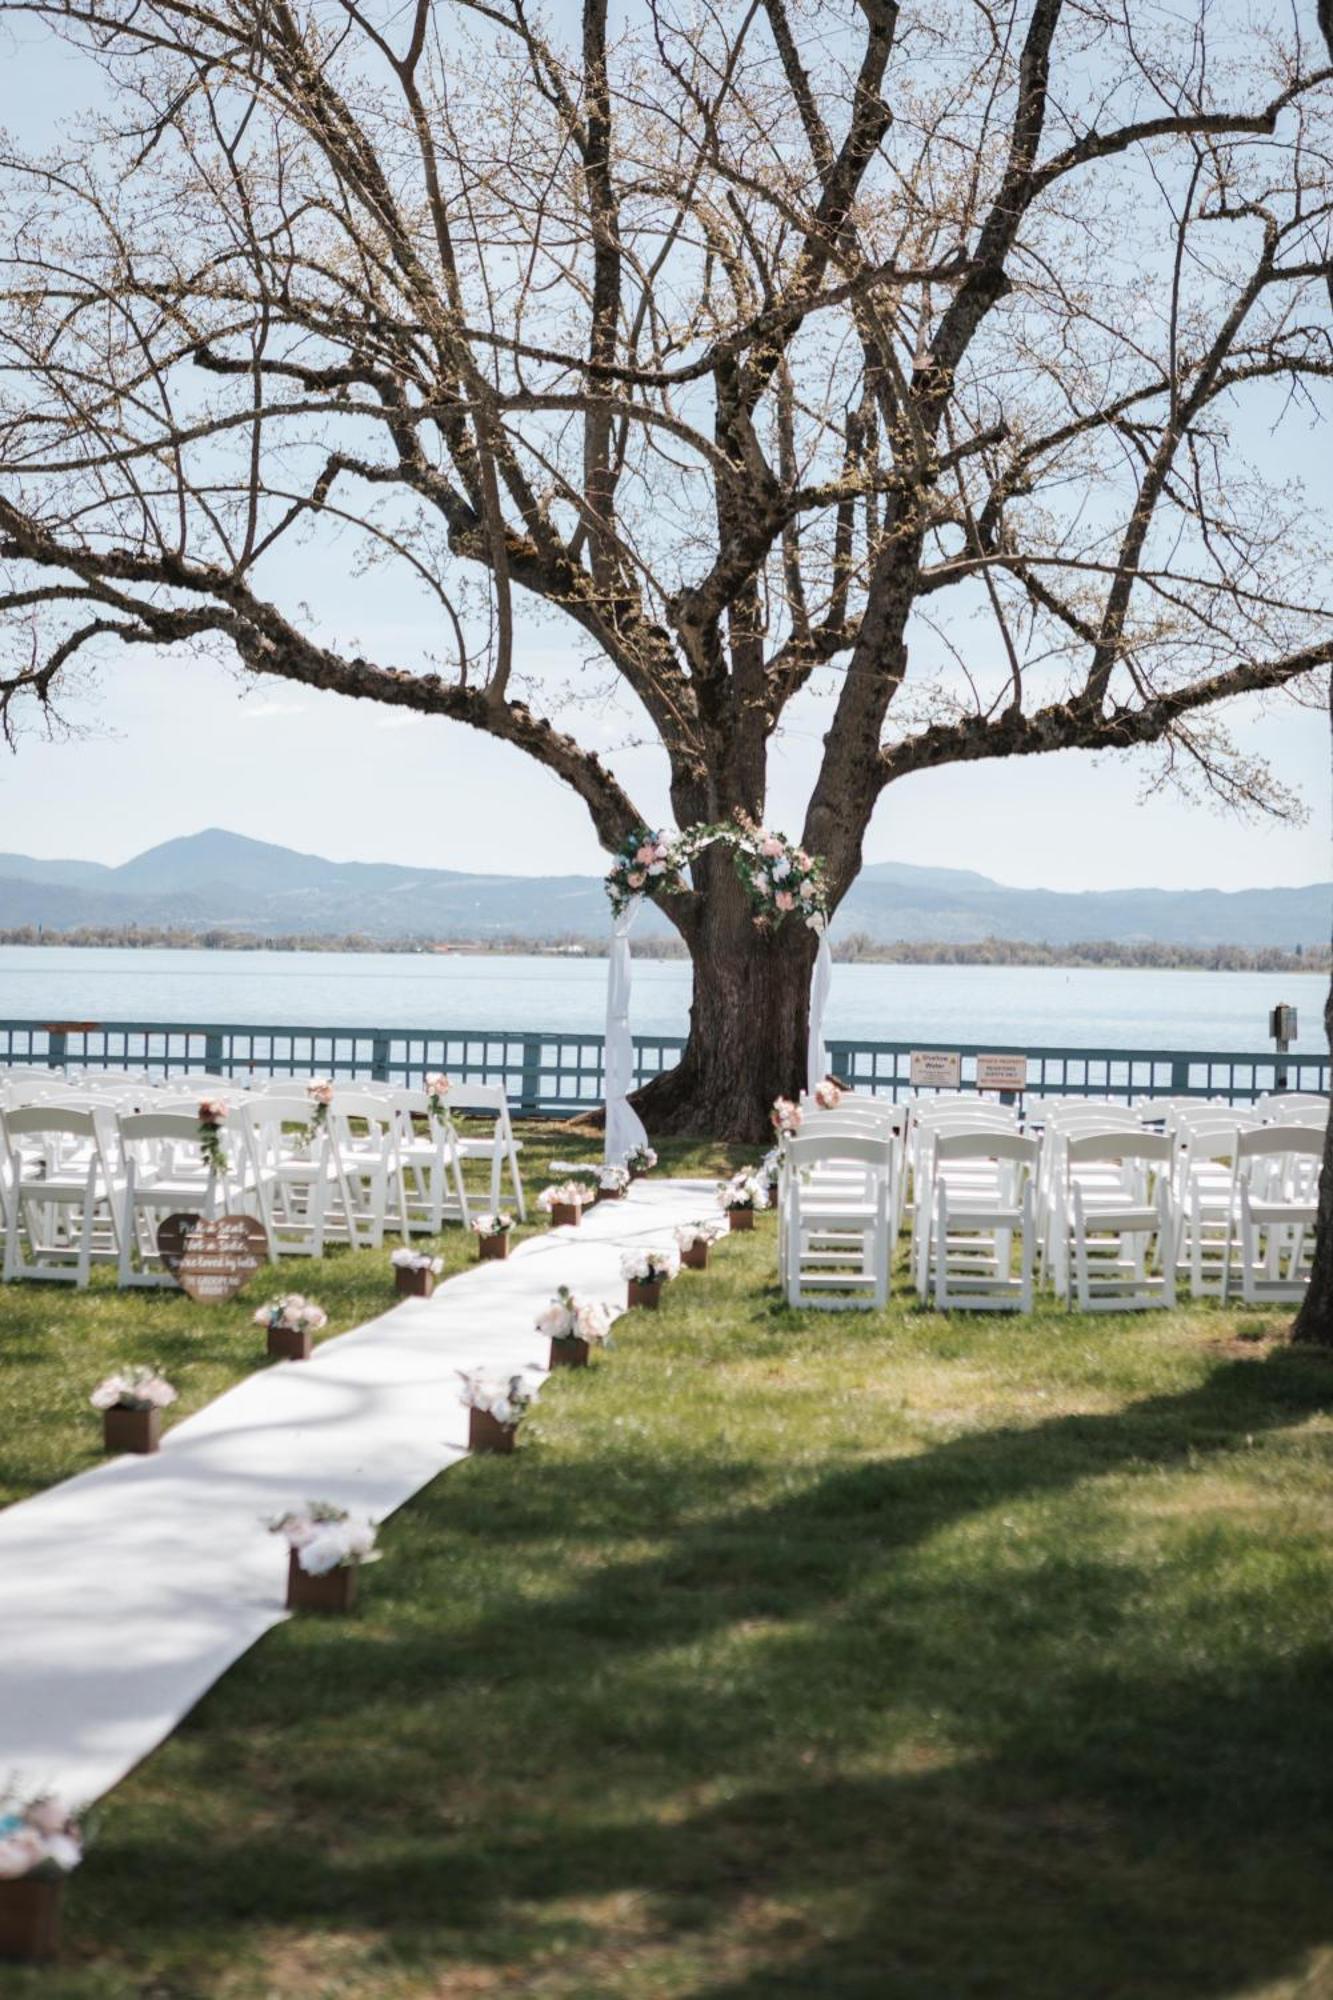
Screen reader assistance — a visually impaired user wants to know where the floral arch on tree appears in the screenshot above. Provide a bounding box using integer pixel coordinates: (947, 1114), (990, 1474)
(602, 818), (834, 1163)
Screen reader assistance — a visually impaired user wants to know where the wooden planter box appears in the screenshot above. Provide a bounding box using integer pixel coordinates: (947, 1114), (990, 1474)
(627, 1278), (663, 1310)
(286, 1550), (358, 1615)
(548, 1202), (582, 1229)
(595, 1186), (627, 1203)
(395, 1264), (436, 1298)
(477, 1232), (510, 1261)
(0, 1874), (63, 1963)
(267, 1323), (313, 1362)
(680, 1239), (709, 1271)
(549, 1335), (590, 1369)
(728, 1207), (755, 1232)
(469, 1407), (517, 1453)
(102, 1405), (161, 1455)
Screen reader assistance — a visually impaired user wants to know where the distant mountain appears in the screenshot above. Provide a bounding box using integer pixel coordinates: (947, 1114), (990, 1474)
(0, 829), (1326, 949)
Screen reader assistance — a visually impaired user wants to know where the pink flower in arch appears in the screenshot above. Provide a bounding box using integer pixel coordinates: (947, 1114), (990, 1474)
(760, 836), (784, 858)
(775, 890), (796, 913)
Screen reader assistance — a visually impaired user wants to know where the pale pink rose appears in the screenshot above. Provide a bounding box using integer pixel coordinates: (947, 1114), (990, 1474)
(775, 890), (796, 912)
(626, 870), (645, 889)
(799, 878), (815, 899)
(794, 850), (811, 870)
(760, 836), (784, 858)
(635, 843), (655, 863)
(308, 1080), (335, 1105)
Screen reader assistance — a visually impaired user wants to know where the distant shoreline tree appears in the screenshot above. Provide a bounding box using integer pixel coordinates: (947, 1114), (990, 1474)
(2, 0), (1332, 1135)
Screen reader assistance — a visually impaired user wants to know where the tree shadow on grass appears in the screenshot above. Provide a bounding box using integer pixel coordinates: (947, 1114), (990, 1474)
(57, 1346), (1333, 1999)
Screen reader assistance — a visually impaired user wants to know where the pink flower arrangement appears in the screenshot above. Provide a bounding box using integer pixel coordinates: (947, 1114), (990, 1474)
(0, 1793), (82, 1880)
(813, 1078), (845, 1110)
(536, 1285), (615, 1345)
(425, 1074), (452, 1124)
(771, 1097), (802, 1135)
(269, 1501), (379, 1575)
(90, 1366), (178, 1413)
(254, 1295), (328, 1335)
(537, 1181), (587, 1213)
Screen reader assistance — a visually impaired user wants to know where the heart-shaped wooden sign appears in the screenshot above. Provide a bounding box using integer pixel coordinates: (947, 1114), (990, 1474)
(158, 1213), (269, 1301)
(156, 1212), (198, 1273)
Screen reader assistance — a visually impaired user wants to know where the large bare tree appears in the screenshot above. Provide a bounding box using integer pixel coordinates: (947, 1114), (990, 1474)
(2, 0), (1331, 1136)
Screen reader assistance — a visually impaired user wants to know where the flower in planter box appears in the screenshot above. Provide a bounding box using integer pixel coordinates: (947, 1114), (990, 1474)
(674, 1218), (727, 1253)
(253, 1294), (328, 1334)
(470, 1211), (514, 1237)
(627, 1144), (658, 1175)
(758, 1148), (782, 1191)
(536, 1285), (615, 1344)
(458, 1366), (541, 1425)
(537, 1180), (588, 1214)
(717, 1171), (769, 1213)
(0, 1792), (83, 1880)
(597, 1164), (630, 1194)
(89, 1366), (177, 1413)
(269, 1501), (380, 1575)
(620, 1245), (681, 1284)
(390, 1248), (444, 1274)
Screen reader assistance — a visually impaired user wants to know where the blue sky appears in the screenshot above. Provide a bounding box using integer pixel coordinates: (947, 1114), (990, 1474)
(1, 16), (1329, 892)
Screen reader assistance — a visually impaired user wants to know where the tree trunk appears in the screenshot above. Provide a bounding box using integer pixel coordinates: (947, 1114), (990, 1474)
(1291, 939), (1333, 1344)
(632, 858), (819, 1144)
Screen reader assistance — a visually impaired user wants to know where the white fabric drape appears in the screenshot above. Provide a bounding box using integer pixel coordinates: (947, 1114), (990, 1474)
(604, 897), (650, 1164)
(806, 917), (833, 1095)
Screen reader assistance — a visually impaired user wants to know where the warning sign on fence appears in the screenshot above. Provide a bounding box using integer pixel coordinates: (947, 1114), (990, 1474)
(909, 1050), (962, 1088)
(976, 1054), (1028, 1093)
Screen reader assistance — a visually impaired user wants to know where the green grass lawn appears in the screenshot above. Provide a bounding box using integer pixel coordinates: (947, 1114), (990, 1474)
(4, 1138), (1332, 1998)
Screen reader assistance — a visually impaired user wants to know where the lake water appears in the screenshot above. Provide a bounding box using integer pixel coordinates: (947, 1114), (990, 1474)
(0, 946), (1325, 1054)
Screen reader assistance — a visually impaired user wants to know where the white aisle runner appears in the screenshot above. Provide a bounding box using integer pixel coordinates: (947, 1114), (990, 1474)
(0, 1180), (717, 1809)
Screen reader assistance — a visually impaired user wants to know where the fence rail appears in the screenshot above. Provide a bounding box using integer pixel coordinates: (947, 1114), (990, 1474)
(0, 1019), (1325, 1111)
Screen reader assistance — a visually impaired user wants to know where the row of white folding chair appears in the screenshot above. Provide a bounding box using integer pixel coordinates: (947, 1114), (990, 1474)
(0, 1106), (123, 1286)
(1180, 1126), (1323, 1304)
(915, 1131), (1040, 1313)
(782, 1129), (892, 1310)
(908, 1116), (1025, 1299)
(778, 1101), (899, 1291)
(1257, 1093), (1330, 1125)
(1043, 1131), (1176, 1311)
(902, 1102), (1017, 1252)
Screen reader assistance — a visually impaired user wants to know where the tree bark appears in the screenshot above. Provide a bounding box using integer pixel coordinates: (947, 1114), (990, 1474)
(1291, 676), (1333, 1344)
(632, 856), (819, 1144)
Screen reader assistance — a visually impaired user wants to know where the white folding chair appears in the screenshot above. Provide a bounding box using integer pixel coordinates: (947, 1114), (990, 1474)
(115, 1111), (236, 1287)
(924, 1132), (1039, 1313)
(1224, 1128), (1323, 1304)
(241, 1095), (351, 1259)
(1051, 1132), (1176, 1312)
(782, 1131), (891, 1310)
(448, 1083), (526, 1219)
(1, 1105), (122, 1287)
(394, 1089), (471, 1233)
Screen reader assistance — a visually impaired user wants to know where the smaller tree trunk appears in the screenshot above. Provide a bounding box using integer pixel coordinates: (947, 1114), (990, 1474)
(1291, 967), (1333, 1344)
(632, 860), (818, 1144)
